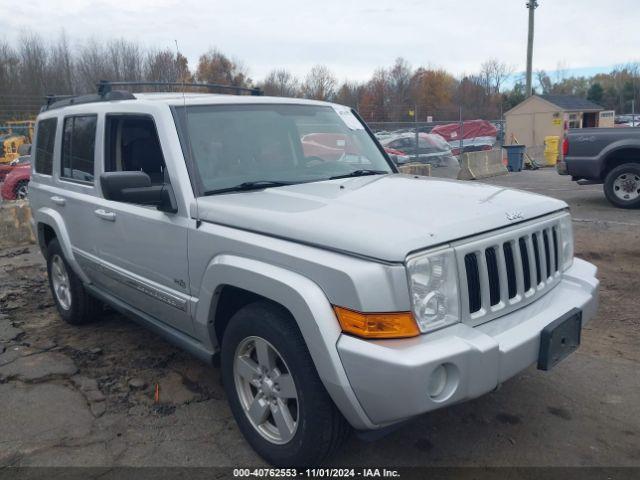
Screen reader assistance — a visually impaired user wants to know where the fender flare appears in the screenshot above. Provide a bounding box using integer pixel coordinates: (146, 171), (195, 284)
(599, 140), (640, 174)
(32, 207), (90, 283)
(194, 253), (376, 430)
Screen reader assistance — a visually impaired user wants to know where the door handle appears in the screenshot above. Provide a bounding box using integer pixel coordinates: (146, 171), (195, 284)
(94, 209), (116, 222)
(50, 196), (66, 206)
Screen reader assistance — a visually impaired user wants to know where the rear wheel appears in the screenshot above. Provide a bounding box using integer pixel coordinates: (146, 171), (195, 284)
(46, 238), (102, 325)
(221, 301), (350, 466)
(604, 163), (640, 209)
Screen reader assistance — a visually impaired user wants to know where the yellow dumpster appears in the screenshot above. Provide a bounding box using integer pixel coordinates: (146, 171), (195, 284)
(544, 136), (560, 166)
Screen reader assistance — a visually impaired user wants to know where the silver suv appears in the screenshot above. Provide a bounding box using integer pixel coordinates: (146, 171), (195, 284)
(29, 83), (599, 466)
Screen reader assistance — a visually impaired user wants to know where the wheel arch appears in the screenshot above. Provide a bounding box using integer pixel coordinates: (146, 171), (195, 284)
(194, 253), (375, 430)
(34, 208), (90, 283)
(601, 145), (640, 177)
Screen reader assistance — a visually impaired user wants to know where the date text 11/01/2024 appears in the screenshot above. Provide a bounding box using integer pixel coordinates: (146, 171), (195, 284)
(233, 468), (400, 478)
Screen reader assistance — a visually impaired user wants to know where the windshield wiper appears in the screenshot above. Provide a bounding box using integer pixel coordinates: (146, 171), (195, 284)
(203, 180), (294, 196)
(328, 169), (389, 180)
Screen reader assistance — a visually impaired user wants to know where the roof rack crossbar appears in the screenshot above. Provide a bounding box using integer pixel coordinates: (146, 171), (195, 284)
(96, 80), (263, 96)
(45, 94), (74, 106)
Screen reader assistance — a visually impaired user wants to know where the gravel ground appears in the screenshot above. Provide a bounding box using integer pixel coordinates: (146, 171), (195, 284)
(0, 169), (638, 468)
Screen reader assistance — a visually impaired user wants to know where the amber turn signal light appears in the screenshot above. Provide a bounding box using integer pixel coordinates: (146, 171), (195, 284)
(333, 306), (420, 339)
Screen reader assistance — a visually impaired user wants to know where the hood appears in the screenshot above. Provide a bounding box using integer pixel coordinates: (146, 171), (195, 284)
(196, 175), (567, 262)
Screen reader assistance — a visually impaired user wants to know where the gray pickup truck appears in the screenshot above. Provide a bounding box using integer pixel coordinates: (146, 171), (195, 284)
(29, 83), (599, 466)
(558, 127), (640, 208)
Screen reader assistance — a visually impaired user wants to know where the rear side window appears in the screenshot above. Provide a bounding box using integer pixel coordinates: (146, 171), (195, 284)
(34, 118), (57, 175)
(61, 115), (97, 183)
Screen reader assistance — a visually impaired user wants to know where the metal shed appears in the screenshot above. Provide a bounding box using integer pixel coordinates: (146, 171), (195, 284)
(504, 94), (611, 148)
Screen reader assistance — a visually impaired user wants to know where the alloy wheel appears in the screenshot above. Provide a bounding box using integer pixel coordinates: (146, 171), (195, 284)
(51, 254), (72, 310)
(233, 336), (299, 445)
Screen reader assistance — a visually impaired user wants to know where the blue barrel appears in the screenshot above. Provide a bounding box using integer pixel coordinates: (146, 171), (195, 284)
(502, 145), (526, 172)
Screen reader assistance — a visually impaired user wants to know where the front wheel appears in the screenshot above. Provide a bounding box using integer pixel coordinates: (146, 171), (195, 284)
(604, 163), (640, 209)
(221, 302), (350, 466)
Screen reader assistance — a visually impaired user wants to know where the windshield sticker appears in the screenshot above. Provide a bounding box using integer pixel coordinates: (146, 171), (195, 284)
(333, 106), (365, 130)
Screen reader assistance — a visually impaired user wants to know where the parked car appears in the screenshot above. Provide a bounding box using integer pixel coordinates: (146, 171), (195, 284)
(29, 85), (598, 466)
(383, 146), (412, 165)
(558, 127), (640, 208)
(431, 119), (498, 155)
(0, 154), (31, 182)
(1, 159), (30, 200)
(380, 133), (460, 178)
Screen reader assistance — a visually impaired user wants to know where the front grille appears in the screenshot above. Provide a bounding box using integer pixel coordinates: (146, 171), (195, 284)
(457, 215), (566, 325)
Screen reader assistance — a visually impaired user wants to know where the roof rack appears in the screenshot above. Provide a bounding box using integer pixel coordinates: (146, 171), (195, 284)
(41, 80), (263, 112)
(97, 80), (263, 97)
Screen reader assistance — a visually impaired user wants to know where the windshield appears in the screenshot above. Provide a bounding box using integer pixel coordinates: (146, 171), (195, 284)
(175, 104), (392, 194)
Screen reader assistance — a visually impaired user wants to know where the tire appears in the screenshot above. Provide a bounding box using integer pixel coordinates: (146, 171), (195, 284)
(14, 180), (29, 200)
(221, 301), (350, 466)
(46, 238), (102, 325)
(604, 163), (640, 209)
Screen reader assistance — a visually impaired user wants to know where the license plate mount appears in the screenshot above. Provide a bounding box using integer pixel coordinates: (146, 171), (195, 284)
(537, 308), (582, 371)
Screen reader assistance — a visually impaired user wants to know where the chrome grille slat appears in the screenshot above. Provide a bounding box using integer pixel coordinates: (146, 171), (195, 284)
(495, 245), (509, 306)
(537, 230), (548, 286)
(454, 214), (566, 326)
(477, 250), (492, 314)
(524, 235), (537, 292)
(511, 238), (525, 298)
(547, 228), (556, 274)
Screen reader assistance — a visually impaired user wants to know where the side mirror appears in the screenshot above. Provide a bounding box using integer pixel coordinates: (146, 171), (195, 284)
(100, 171), (177, 213)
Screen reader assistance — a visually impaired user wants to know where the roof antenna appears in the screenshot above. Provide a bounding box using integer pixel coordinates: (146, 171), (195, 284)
(174, 40), (186, 100)
(174, 39), (198, 221)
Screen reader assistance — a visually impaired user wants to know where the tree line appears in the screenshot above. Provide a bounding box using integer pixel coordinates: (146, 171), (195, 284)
(1, 32), (638, 123)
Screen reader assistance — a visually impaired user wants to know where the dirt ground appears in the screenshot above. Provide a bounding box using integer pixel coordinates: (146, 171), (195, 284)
(0, 169), (639, 468)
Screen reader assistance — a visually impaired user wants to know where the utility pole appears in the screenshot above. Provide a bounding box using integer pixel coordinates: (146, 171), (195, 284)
(525, 0), (539, 97)
(414, 104), (419, 162)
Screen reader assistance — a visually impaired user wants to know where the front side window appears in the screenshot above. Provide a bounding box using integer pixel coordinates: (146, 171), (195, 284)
(104, 115), (166, 185)
(175, 104), (392, 195)
(34, 118), (57, 175)
(61, 115), (97, 183)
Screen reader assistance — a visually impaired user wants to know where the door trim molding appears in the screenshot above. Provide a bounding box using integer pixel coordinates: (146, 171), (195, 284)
(74, 249), (189, 312)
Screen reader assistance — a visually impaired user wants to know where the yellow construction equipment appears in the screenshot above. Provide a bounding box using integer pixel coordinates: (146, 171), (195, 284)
(0, 121), (34, 164)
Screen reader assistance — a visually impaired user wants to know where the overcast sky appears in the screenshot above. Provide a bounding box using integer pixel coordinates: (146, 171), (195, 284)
(4, 0), (639, 83)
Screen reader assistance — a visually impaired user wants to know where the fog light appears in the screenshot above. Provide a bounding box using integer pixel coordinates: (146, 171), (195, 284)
(428, 364), (447, 398)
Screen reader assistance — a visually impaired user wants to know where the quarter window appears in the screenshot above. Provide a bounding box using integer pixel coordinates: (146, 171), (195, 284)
(61, 115), (97, 183)
(34, 118), (57, 175)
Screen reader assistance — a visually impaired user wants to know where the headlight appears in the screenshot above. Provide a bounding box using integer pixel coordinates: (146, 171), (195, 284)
(406, 247), (460, 333)
(558, 214), (574, 271)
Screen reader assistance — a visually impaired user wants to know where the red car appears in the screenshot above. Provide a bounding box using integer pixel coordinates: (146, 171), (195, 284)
(1, 161), (31, 200)
(0, 155), (30, 182)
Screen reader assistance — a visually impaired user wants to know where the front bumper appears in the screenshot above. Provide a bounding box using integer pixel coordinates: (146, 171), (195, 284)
(337, 257), (598, 427)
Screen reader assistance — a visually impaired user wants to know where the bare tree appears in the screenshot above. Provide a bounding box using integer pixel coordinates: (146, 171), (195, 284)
(76, 39), (112, 91)
(18, 32), (49, 96)
(302, 65), (336, 101)
(388, 57), (412, 120)
(47, 32), (75, 94)
(261, 69), (300, 97)
(479, 58), (514, 95)
(107, 39), (144, 81)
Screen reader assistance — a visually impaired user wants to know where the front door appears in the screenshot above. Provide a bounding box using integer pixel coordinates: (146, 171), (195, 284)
(80, 113), (194, 336)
